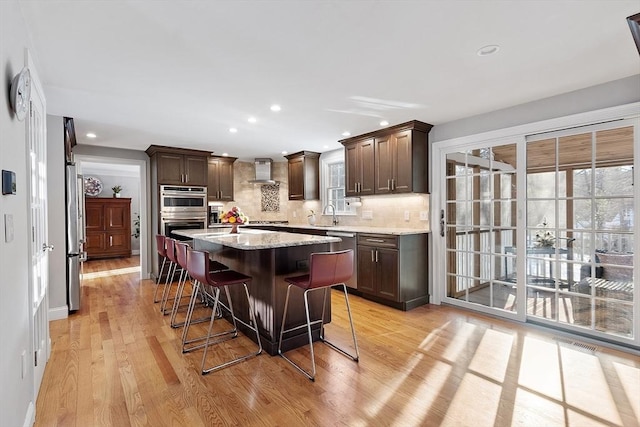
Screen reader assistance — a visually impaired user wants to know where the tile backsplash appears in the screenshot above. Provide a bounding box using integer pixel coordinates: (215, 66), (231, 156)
(220, 160), (430, 230)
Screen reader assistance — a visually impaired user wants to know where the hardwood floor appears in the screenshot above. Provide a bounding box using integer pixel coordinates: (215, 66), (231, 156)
(36, 257), (639, 426)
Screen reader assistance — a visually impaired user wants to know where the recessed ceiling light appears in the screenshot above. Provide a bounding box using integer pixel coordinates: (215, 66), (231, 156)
(86, 132), (97, 138)
(281, 151), (288, 155)
(270, 104), (281, 112)
(323, 145), (329, 149)
(477, 44), (500, 56)
(379, 120), (389, 126)
(341, 131), (351, 137)
(229, 127), (238, 133)
(222, 152), (229, 157)
(247, 117), (257, 123)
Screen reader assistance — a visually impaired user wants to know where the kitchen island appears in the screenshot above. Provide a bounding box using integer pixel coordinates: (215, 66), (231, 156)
(175, 228), (341, 355)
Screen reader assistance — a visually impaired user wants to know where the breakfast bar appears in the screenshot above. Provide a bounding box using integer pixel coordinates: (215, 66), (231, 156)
(176, 228), (341, 355)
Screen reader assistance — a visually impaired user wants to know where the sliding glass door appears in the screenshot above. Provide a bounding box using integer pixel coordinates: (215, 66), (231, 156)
(436, 117), (638, 345)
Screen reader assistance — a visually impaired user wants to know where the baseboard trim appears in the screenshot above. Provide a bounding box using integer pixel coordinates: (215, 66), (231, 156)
(49, 305), (68, 320)
(23, 401), (35, 427)
(132, 249), (140, 255)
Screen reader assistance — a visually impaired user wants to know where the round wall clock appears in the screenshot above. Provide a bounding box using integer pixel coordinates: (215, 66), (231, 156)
(84, 176), (103, 196)
(10, 67), (31, 121)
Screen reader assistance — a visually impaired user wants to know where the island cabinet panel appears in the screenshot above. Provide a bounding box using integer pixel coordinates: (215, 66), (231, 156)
(344, 138), (375, 196)
(285, 151), (320, 200)
(85, 198), (131, 259)
(146, 145), (210, 186)
(208, 156), (236, 201)
(357, 233), (428, 310)
(340, 120), (432, 195)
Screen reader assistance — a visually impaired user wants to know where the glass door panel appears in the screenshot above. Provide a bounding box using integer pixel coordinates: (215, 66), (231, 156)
(526, 123), (635, 340)
(445, 144), (518, 313)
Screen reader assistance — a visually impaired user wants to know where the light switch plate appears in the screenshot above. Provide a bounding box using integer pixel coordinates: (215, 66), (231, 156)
(4, 214), (14, 243)
(420, 211), (429, 221)
(404, 211), (410, 221)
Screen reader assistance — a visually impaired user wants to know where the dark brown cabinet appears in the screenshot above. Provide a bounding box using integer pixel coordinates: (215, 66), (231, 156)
(344, 138), (375, 196)
(85, 198), (131, 259)
(146, 145), (210, 186)
(357, 233), (428, 310)
(208, 156), (236, 201)
(285, 151), (320, 200)
(340, 120), (432, 195)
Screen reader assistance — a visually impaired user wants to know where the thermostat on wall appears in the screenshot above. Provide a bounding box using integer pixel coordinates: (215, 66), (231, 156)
(2, 170), (16, 195)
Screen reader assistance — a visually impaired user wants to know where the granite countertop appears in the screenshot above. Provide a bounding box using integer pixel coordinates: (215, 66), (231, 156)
(247, 223), (430, 236)
(174, 228), (340, 250)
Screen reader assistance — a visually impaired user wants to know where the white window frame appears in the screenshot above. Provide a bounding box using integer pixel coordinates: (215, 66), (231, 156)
(320, 149), (356, 216)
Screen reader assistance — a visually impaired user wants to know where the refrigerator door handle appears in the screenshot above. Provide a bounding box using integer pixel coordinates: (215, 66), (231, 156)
(43, 243), (54, 252)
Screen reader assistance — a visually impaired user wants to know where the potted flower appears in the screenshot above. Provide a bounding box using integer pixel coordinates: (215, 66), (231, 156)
(534, 217), (555, 247)
(111, 185), (122, 198)
(307, 209), (316, 225)
(220, 206), (248, 233)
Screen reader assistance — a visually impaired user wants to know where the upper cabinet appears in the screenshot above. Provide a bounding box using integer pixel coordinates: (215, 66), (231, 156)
(208, 156), (236, 201)
(146, 145), (209, 186)
(340, 120), (432, 195)
(285, 151), (320, 200)
(343, 137), (375, 196)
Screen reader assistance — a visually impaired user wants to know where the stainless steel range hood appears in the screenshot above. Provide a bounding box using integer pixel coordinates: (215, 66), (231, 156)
(248, 158), (277, 184)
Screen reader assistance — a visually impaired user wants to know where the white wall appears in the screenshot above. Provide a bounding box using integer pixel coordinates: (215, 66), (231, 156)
(46, 115), (69, 317)
(0, 1), (37, 425)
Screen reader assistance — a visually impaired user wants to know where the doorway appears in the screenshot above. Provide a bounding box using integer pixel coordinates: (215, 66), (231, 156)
(73, 155), (149, 281)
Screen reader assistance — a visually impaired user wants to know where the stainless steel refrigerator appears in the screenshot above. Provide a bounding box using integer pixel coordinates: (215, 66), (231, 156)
(66, 163), (86, 311)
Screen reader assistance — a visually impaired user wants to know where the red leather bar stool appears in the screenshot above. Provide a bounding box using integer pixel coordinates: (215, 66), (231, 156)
(185, 248), (262, 374)
(170, 241), (228, 328)
(278, 249), (359, 381)
(153, 235), (169, 303)
(160, 237), (181, 314)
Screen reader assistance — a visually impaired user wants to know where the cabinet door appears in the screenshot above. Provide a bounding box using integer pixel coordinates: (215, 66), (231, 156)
(357, 246), (376, 295)
(218, 160), (234, 201)
(376, 248), (399, 301)
(207, 159), (221, 200)
(184, 156), (208, 186)
(392, 130), (412, 193)
(360, 138), (375, 195)
(288, 156), (304, 200)
(85, 232), (107, 254)
(375, 135), (393, 194)
(157, 153), (185, 185)
(107, 231), (130, 253)
(344, 142), (360, 196)
(85, 203), (104, 231)
(105, 203), (129, 231)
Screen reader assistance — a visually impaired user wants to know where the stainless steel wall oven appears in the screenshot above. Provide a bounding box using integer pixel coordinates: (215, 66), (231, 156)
(160, 185), (207, 241)
(160, 185), (207, 213)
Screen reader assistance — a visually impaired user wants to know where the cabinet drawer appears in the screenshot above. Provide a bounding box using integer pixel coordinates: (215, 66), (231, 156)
(357, 234), (398, 248)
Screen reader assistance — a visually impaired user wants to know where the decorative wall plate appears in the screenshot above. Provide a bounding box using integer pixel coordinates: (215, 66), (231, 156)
(84, 176), (103, 196)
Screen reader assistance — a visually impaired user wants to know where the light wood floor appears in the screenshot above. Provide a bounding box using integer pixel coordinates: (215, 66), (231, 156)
(36, 257), (640, 426)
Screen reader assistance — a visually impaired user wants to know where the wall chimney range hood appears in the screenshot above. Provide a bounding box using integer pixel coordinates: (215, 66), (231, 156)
(248, 158), (277, 184)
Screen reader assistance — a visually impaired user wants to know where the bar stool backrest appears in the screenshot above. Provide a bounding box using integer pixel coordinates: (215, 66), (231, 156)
(156, 235), (167, 257)
(307, 249), (354, 289)
(186, 248), (209, 285)
(166, 238), (178, 263)
(175, 241), (189, 269)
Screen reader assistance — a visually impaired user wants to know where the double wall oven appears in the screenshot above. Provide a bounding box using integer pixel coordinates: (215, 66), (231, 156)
(160, 185), (207, 241)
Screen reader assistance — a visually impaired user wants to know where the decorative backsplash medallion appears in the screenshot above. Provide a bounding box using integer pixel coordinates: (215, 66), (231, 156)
(261, 184), (280, 212)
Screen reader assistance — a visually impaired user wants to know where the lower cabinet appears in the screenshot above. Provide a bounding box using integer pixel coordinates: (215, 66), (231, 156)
(357, 233), (428, 310)
(85, 197), (132, 259)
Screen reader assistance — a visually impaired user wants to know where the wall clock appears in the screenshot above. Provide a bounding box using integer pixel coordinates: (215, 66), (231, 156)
(84, 176), (103, 196)
(10, 67), (31, 121)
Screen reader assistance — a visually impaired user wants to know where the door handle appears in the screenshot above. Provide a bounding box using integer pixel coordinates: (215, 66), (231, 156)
(375, 249), (379, 262)
(391, 179), (395, 191)
(440, 209), (445, 237)
(42, 243), (54, 252)
(371, 249), (375, 262)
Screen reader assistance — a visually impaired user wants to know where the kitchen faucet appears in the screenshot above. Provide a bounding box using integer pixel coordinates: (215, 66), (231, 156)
(323, 204), (338, 226)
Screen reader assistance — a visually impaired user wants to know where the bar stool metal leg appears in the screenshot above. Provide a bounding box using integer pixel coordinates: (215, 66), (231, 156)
(153, 256), (167, 303)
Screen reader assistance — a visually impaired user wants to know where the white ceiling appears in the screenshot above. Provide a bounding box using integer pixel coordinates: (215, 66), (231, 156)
(20, 1), (640, 161)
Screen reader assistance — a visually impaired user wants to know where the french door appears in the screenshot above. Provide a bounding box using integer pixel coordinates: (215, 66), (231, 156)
(26, 51), (50, 395)
(434, 115), (638, 347)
